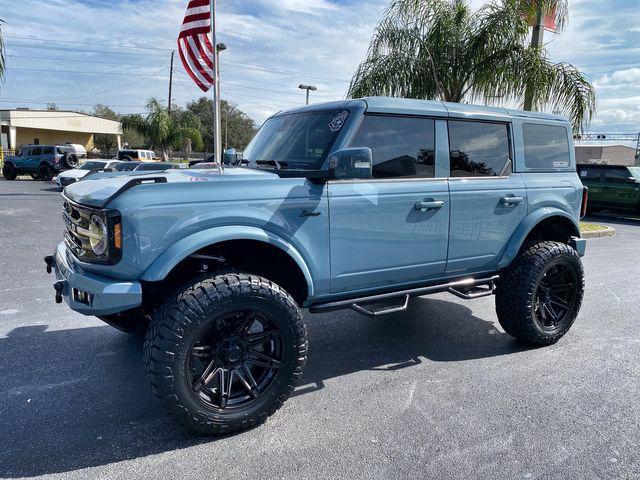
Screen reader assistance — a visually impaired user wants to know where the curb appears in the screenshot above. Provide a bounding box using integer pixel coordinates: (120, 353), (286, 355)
(581, 226), (616, 239)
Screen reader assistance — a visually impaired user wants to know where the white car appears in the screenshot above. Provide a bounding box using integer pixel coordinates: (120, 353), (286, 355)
(55, 159), (122, 190)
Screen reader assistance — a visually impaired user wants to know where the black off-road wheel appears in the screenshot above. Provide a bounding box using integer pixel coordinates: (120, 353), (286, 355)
(38, 164), (53, 181)
(495, 241), (584, 346)
(144, 273), (307, 435)
(98, 309), (150, 336)
(63, 153), (79, 168)
(2, 164), (17, 180)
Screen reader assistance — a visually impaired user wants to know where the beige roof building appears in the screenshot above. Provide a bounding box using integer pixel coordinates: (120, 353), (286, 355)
(0, 109), (122, 152)
(575, 144), (637, 166)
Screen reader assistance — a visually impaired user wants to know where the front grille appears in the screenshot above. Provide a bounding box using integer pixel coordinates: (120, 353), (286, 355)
(60, 177), (77, 187)
(63, 200), (99, 261)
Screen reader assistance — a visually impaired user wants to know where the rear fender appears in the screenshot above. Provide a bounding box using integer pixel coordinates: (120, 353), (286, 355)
(141, 225), (315, 298)
(498, 208), (580, 269)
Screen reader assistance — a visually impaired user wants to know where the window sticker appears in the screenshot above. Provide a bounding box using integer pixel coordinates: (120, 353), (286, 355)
(329, 110), (350, 132)
(553, 161), (569, 168)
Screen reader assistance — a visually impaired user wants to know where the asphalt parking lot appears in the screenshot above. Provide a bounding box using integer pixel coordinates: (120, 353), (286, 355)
(0, 178), (639, 479)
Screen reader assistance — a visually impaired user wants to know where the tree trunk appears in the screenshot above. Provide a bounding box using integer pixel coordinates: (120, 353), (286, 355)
(524, 3), (545, 111)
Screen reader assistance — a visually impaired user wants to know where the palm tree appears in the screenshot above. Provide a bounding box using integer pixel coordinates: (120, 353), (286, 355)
(121, 98), (203, 161)
(348, 0), (595, 132)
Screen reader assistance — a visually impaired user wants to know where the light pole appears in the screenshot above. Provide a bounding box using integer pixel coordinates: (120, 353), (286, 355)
(215, 42), (226, 161)
(298, 84), (317, 105)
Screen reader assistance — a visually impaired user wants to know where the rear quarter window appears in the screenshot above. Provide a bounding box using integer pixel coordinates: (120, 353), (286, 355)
(523, 123), (570, 169)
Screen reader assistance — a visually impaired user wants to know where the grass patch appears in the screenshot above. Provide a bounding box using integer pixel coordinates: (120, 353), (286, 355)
(580, 222), (608, 233)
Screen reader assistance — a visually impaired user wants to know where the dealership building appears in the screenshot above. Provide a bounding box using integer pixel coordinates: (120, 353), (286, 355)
(0, 109), (122, 152)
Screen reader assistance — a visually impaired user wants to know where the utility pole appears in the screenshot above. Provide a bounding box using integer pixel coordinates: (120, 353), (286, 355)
(524, 4), (545, 111)
(298, 84), (317, 105)
(168, 50), (175, 115)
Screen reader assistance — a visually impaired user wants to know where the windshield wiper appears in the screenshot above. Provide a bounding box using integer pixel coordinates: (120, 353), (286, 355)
(255, 160), (289, 170)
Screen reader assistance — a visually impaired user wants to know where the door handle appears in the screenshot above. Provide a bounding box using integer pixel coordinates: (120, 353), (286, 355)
(415, 200), (444, 212)
(500, 195), (524, 206)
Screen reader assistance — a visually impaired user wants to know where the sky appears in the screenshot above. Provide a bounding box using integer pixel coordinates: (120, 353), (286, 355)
(0, 0), (638, 137)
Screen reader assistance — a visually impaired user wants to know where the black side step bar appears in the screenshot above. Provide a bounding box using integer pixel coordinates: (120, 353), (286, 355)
(309, 275), (499, 315)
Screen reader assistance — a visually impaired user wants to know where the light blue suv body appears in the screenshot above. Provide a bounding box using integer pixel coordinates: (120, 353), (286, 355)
(46, 97), (587, 434)
(49, 97), (585, 314)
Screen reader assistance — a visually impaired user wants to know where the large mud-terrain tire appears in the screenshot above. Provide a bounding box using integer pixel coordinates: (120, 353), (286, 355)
(38, 164), (54, 181)
(98, 309), (150, 336)
(495, 241), (584, 346)
(144, 273), (307, 435)
(2, 163), (17, 180)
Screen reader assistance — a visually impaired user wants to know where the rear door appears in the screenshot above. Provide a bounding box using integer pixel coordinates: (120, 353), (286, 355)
(446, 119), (527, 274)
(578, 167), (605, 206)
(329, 114), (450, 293)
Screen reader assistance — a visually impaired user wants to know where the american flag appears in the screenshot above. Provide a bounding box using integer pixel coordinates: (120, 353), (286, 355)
(177, 0), (215, 92)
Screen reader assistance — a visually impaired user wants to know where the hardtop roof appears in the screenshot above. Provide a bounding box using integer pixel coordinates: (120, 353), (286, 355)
(275, 96), (567, 123)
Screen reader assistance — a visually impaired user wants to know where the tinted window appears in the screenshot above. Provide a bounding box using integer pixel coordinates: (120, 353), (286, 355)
(349, 115), (435, 178)
(523, 123), (570, 169)
(448, 121), (510, 177)
(136, 163), (169, 171)
(114, 162), (140, 171)
(20, 148), (31, 156)
(31, 147), (42, 156)
(604, 168), (632, 183)
(243, 110), (348, 169)
(578, 167), (602, 180)
(42, 146), (54, 155)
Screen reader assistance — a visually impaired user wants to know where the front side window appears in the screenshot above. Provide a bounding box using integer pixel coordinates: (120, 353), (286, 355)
(31, 147), (42, 156)
(448, 121), (511, 177)
(243, 110), (349, 170)
(604, 168), (632, 183)
(523, 123), (570, 169)
(349, 115), (435, 178)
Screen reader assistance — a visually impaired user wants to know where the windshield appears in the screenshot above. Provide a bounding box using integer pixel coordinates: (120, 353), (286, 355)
(79, 161), (106, 171)
(628, 167), (640, 179)
(243, 109), (350, 169)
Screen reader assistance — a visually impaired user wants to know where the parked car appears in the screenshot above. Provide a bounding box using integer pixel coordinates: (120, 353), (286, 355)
(82, 162), (184, 181)
(2, 145), (80, 181)
(46, 97), (587, 436)
(116, 149), (157, 162)
(55, 160), (123, 189)
(577, 164), (640, 213)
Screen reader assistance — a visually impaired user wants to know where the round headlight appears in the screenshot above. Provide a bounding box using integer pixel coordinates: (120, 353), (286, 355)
(88, 215), (108, 256)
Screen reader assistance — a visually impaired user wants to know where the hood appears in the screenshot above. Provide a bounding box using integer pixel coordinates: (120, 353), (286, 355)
(58, 169), (90, 180)
(63, 167), (279, 208)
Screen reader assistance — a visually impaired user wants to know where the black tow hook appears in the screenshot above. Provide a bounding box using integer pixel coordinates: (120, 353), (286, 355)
(53, 281), (65, 304)
(44, 255), (54, 274)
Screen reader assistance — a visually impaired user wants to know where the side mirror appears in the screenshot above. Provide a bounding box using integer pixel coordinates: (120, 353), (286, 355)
(328, 147), (373, 180)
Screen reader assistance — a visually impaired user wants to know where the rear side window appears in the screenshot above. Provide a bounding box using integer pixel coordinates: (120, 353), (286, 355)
(523, 123), (570, 169)
(349, 115), (435, 178)
(448, 121), (511, 177)
(42, 146), (54, 155)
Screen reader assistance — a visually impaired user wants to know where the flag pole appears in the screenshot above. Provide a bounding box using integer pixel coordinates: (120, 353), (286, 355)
(210, 0), (221, 162)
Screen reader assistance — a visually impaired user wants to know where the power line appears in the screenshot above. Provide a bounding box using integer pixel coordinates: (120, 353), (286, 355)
(5, 34), (173, 52)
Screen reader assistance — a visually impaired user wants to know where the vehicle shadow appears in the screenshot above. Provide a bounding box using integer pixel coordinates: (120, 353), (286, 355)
(0, 297), (528, 477)
(584, 212), (640, 226)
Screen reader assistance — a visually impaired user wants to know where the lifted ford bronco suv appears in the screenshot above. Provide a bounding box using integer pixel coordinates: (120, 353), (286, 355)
(3, 144), (80, 181)
(46, 97), (588, 435)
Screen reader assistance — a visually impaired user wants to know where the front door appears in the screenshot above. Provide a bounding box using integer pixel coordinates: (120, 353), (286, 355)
(445, 120), (527, 274)
(602, 168), (640, 209)
(329, 114), (450, 294)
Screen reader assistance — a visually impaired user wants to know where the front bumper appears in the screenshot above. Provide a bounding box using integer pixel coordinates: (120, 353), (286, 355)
(46, 242), (142, 316)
